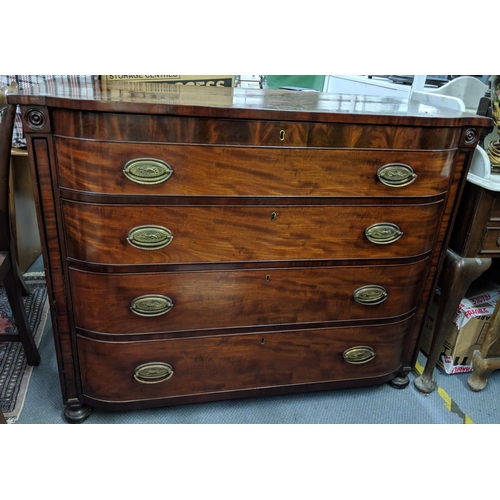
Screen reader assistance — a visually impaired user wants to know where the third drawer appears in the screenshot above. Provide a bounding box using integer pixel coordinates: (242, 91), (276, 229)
(69, 258), (429, 334)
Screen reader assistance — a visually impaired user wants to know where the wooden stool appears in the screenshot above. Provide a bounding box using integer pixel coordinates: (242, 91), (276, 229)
(468, 297), (500, 391)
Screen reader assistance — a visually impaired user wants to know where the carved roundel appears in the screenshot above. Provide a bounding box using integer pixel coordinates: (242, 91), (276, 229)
(464, 128), (478, 146)
(25, 108), (46, 130)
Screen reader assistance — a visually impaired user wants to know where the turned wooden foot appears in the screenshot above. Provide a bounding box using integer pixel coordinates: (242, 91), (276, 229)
(414, 249), (492, 394)
(64, 404), (92, 424)
(467, 351), (499, 391)
(388, 374), (410, 389)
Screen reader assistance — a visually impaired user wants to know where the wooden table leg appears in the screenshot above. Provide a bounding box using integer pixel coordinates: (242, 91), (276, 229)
(414, 249), (492, 394)
(468, 297), (500, 391)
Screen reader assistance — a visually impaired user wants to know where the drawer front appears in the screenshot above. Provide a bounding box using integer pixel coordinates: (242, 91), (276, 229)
(480, 227), (500, 254)
(55, 138), (456, 197)
(62, 201), (443, 264)
(489, 194), (500, 221)
(69, 259), (429, 334)
(53, 113), (309, 146)
(77, 318), (412, 402)
(51, 109), (461, 149)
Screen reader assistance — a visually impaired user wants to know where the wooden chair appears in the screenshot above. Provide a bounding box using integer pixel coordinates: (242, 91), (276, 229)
(0, 81), (40, 366)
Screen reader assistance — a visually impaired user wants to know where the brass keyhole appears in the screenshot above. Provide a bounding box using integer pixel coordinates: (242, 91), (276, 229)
(266, 274), (271, 282)
(271, 212), (277, 221)
(279, 130), (285, 141)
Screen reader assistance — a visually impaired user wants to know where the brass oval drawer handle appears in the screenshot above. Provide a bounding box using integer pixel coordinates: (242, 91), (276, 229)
(365, 222), (403, 245)
(130, 294), (174, 317)
(353, 285), (388, 306)
(123, 158), (173, 185)
(377, 163), (417, 187)
(127, 225), (174, 250)
(134, 362), (174, 384)
(343, 346), (376, 365)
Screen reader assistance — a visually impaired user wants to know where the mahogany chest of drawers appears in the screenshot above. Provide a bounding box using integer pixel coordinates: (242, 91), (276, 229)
(8, 81), (490, 422)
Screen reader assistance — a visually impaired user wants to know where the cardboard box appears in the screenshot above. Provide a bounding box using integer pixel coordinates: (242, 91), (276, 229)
(99, 78), (235, 106)
(420, 282), (500, 374)
(101, 75), (234, 87)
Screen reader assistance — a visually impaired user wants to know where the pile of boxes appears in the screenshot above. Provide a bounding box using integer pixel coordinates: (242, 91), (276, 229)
(420, 281), (500, 374)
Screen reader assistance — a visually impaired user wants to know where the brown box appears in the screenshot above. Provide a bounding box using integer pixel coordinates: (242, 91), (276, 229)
(420, 283), (500, 374)
(99, 79), (235, 106)
(101, 75), (234, 87)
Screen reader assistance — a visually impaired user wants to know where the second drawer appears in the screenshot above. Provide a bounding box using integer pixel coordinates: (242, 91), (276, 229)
(62, 201), (444, 264)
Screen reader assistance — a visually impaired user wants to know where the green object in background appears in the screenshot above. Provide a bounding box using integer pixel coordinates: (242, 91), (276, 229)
(264, 75), (325, 91)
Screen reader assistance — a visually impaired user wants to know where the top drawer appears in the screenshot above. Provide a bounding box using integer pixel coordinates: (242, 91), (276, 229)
(50, 109), (461, 149)
(55, 138), (456, 198)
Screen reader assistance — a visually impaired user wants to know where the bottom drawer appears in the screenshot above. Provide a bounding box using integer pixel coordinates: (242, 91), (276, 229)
(78, 317), (413, 404)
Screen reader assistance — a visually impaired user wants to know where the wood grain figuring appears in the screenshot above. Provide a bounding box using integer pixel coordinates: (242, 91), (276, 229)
(307, 123), (460, 149)
(61, 201), (443, 264)
(77, 317), (413, 402)
(55, 138), (457, 197)
(69, 259), (429, 334)
(50, 109), (463, 149)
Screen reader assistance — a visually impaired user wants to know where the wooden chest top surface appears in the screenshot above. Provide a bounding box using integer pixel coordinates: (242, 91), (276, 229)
(7, 79), (492, 127)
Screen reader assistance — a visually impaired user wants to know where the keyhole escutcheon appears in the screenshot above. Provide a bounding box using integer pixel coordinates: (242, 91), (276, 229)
(271, 211), (277, 221)
(279, 130), (285, 141)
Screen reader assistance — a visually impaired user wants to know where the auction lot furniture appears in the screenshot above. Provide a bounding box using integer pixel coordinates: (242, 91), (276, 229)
(8, 81), (490, 422)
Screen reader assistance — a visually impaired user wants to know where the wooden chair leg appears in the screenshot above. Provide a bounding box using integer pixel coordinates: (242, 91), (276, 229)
(9, 240), (30, 296)
(16, 262), (30, 296)
(3, 261), (40, 366)
(0, 408), (7, 424)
